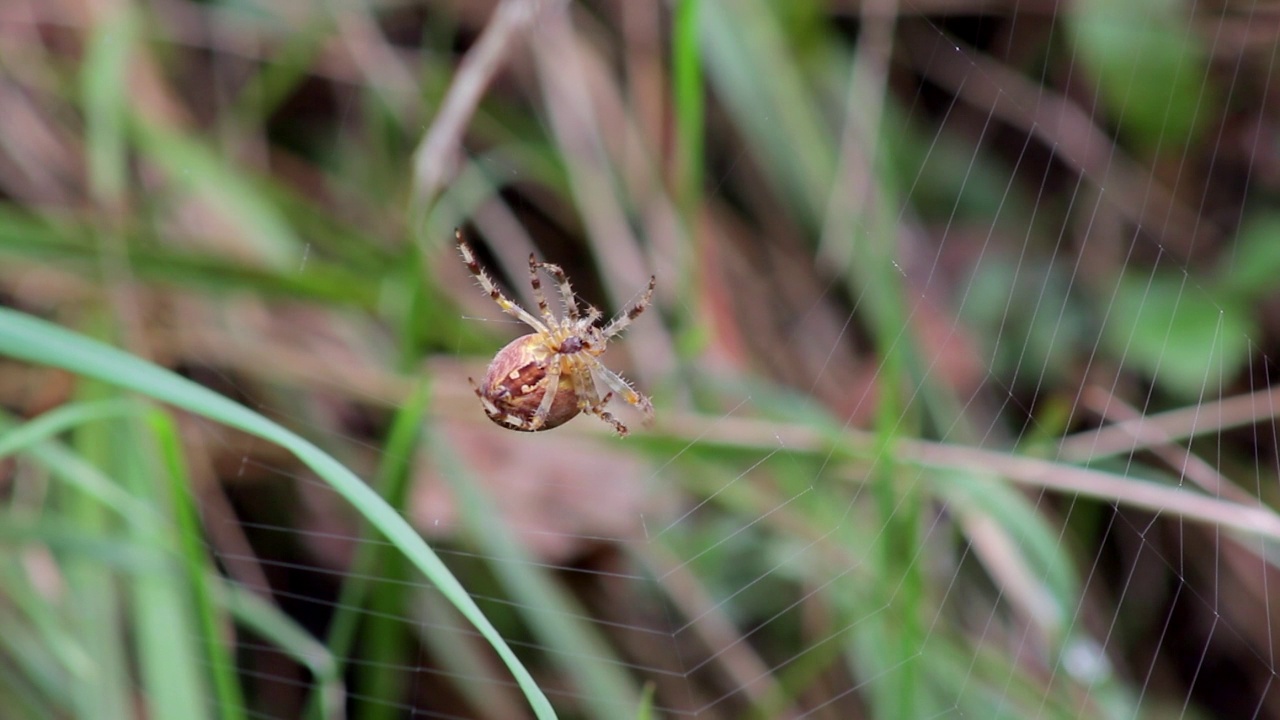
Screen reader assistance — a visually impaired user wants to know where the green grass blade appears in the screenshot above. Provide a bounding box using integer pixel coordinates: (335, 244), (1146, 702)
(672, 0), (704, 220)
(0, 399), (135, 459)
(0, 307), (556, 719)
(433, 434), (643, 719)
(81, 4), (133, 201)
(66, 390), (211, 720)
(316, 380), (430, 720)
(130, 119), (303, 270)
(0, 411), (157, 529)
(0, 560), (88, 716)
(147, 409), (247, 720)
(222, 580), (345, 720)
(62, 388), (133, 720)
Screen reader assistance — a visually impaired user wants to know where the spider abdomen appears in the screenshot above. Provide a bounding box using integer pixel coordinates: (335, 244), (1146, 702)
(475, 333), (582, 431)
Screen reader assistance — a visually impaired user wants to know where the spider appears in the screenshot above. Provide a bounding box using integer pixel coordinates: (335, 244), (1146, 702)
(457, 229), (655, 436)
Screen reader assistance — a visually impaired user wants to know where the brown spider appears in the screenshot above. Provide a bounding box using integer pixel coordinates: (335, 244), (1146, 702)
(457, 229), (655, 436)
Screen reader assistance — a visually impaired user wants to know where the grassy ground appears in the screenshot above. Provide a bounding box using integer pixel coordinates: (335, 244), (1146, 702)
(1, 1), (1279, 718)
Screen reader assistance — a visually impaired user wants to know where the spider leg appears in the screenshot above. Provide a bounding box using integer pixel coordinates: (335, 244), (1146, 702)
(527, 254), (557, 326)
(469, 376), (526, 430)
(575, 362), (629, 436)
(528, 356), (565, 431)
(530, 257), (580, 321)
(592, 364), (654, 426)
(601, 275), (655, 339)
(456, 229), (549, 334)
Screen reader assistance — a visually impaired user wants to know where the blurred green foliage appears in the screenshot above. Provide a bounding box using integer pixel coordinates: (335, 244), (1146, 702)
(1070, 0), (1213, 154)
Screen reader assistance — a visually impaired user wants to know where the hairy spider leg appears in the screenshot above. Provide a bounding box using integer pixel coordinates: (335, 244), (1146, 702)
(527, 253), (557, 326)
(468, 376), (518, 428)
(530, 258), (581, 322)
(573, 361), (628, 436)
(456, 230), (548, 334)
(601, 275), (656, 339)
(593, 363), (655, 425)
(528, 354), (565, 430)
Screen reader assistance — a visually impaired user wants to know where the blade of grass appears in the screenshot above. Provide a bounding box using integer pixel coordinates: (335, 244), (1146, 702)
(0, 207), (381, 308)
(0, 516), (167, 574)
(0, 307), (556, 719)
(411, 589), (529, 719)
(0, 410), (157, 526)
(130, 118), (302, 270)
(221, 580), (345, 720)
(0, 400), (136, 458)
(672, 0), (704, 222)
(0, 560), (89, 716)
(315, 380), (430, 720)
(147, 408), (247, 720)
(62, 370), (132, 720)
(432, 433), (643, 720)
(82, 3), (132, 204)
(0, 616), (62, 719)
(78, 12), (138, 706)
(83, 398), (211, 720)
(0, 406), (339, 720)
(699, 0), (833, 224)
(230, 17), (333, 127)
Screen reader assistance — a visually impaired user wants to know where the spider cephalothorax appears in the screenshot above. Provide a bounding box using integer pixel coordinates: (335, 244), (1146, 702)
(457, 229), (655, 436)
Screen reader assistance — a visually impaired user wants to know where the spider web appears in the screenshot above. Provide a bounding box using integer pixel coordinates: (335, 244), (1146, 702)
(227, 5), (1269, 717)
(46, 1), (1278, 719)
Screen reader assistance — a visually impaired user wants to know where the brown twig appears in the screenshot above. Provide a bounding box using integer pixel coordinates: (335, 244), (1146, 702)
(412, 0), (553, 212)
(526, 8), (677, 389)
(1057, 384), (1280, 462)
(643, 411), (1280, 542)
(1072, 385), (1257, 506)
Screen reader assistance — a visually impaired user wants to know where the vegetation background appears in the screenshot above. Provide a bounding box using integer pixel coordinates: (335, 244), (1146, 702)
(1, 0), (1279, 718)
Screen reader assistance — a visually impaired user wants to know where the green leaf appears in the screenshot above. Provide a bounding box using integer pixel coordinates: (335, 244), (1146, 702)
(1106, 271), (1252, 397)
(1069, 0), (1212, 153)
(1221, 213), (1280, 299)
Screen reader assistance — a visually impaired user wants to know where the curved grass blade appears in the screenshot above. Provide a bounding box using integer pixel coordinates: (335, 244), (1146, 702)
(0, 307), (556, 719)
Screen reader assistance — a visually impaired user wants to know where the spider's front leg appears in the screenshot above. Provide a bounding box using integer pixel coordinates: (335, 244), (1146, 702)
(601, 275), (656, 339)
(456, 229), (549, 333)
